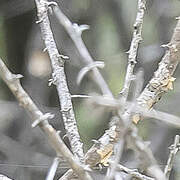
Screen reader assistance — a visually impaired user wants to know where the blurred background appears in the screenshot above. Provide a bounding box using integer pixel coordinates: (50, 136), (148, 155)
(0, 0), (180, 179)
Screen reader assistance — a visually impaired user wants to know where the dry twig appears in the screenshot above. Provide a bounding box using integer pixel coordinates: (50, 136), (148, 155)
(119, 0), (146, 103)
(34, 0), (84, 162)
(137, 18), (180, 113)
(0, 58), (92, 180)
(56, 1), (178, 179)
(107, 0), (147, 179)
(164, 135), (180, 179)
(53, 5), (113, 97)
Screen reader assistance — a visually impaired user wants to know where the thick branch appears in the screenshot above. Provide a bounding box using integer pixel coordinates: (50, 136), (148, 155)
(34, 0), (84, 161)
(0, 58), (92, 180)
(137, 18), (180, 111)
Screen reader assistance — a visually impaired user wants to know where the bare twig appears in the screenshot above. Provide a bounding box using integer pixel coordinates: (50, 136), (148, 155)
(0, 58), (92, 180)
(111, 162), (155, 180)
(34, 0), (84, 162)
(89, 95), (180, 127)
(77, 61), (105, 85)
(137, 108), (180, 128)
(164, 135), (180, 179)
(46, 157), (60, 180)
(127, 126), (166, 180)
(53, 5), (113, 97)
(119, 0), (146, 103)
(55, 2), (180, 180)
(107, 1), (147, 179)
(137, 18), (180, 115)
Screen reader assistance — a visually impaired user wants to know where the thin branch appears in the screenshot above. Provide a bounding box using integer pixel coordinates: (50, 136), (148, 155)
(57, 3), (180, 180)
(112, 162), (155, 180)
(127, 125), (166, 180)
(106, 103), (138, 180)
(107, 1), (147, 177)
(46, 157), (60, 180)
(119, 0), (146, 103)
(0, 58), (92, 180)
(137, 18), (180, 114)
(164, 135), (180, 179)
(137, 108), (180, 128)
(77, 61), (105, 85)
(34, 0), (84, 162)
(53, 5), (113, 97)
(89, 95), (180, 127)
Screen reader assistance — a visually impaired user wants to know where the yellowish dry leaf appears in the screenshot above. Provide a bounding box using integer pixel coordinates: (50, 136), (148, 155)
(132, 114), (141, 124)
(167, 77), (176, 90)
(96, 144), (113, 166)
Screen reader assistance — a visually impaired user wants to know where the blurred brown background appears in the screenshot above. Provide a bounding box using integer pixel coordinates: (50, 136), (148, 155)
(0, 0), (180, 179)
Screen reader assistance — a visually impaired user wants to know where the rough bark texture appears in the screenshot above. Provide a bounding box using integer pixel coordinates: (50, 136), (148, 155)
(34, 0), (84, 161)
(137, 18), (180, 111)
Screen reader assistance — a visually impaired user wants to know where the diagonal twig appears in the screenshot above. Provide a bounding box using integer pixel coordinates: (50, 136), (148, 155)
(0, 58), (92, 180)
(53, 5), (113, 97)
(127, 125), (166, 180)
(45, 157), (60, 180)
(137, 18), (180, 117)
(77, 61), (105, 85)
(164, 135), (180, 179)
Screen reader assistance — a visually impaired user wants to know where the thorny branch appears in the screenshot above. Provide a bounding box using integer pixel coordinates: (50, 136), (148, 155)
(34, 0), (84, 162)
(57, 0), (165, 179)
(1, 0), (180, 179)
(137, 18), (180, 115)
(85, 13), (180, 180)
(53, 5), (113, 97)
(120, 0), (146, 104)
(0, 58), (92, 180)
(164, 135), (180, 179)
(53, 0), (180, 179)
(107, 1), (147, 178)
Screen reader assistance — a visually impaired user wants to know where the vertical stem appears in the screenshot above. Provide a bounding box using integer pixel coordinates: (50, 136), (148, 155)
(120, 0), (146, 103)
(34, 0), (84, 162)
